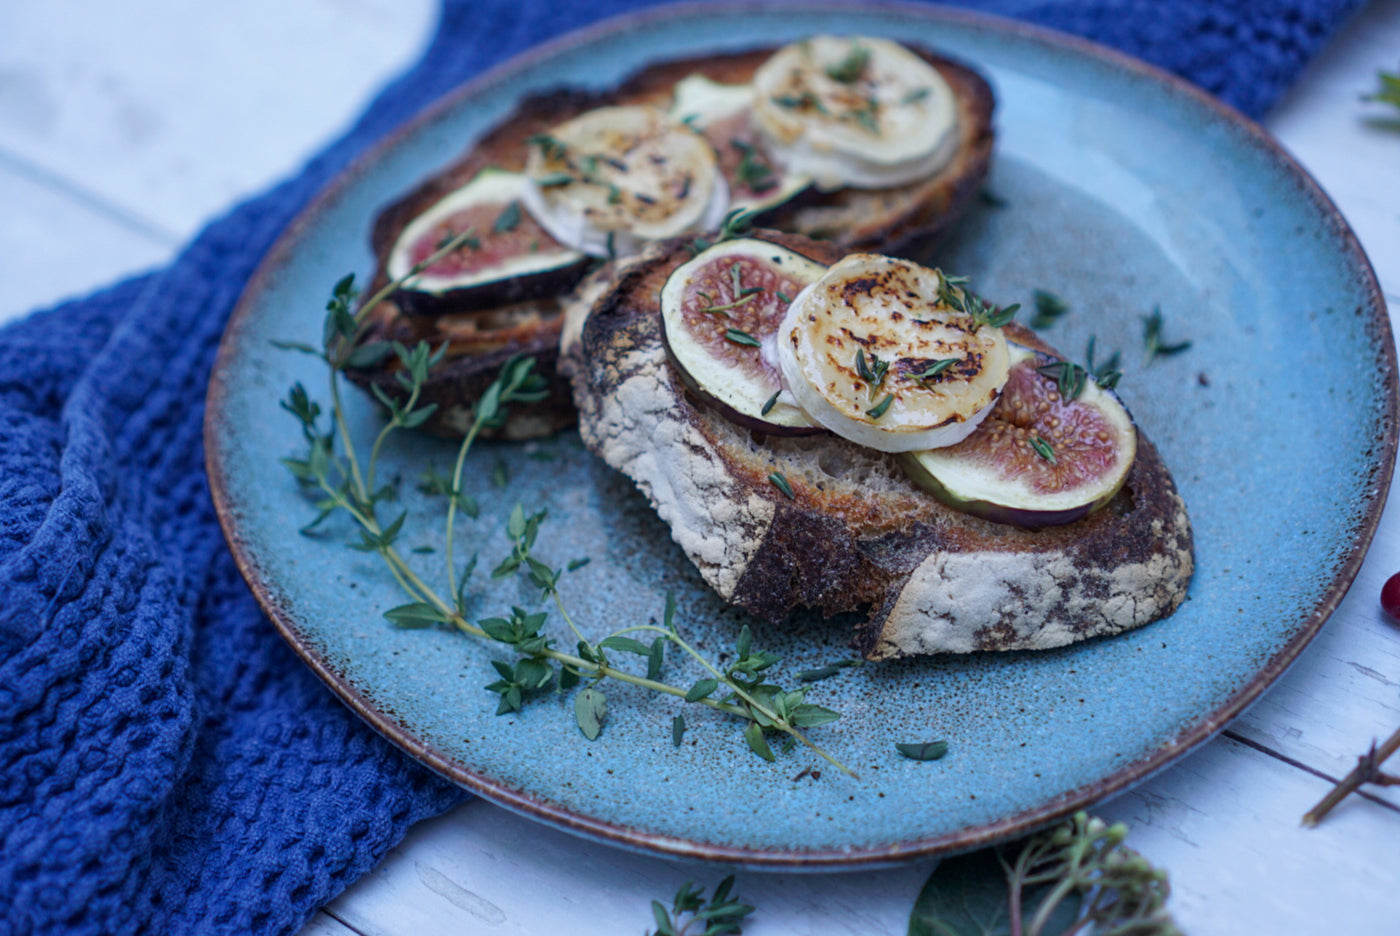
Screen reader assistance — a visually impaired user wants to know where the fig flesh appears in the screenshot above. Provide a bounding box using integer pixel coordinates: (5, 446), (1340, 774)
(386, 169), (588, 316)
(660, 238), (828, 434)
(899, 343), (1138, 528)
(668, 75), (811, 215)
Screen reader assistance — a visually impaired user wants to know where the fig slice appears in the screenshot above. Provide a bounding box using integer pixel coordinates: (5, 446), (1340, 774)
(668, 75), (811, 215)
(899, 343), (1138, 528)
(386, 168), (588, 316)
(659, 238), (829, 434)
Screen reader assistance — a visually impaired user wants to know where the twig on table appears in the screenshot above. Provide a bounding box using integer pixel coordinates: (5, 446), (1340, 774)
(1301, 724), (1400, 826)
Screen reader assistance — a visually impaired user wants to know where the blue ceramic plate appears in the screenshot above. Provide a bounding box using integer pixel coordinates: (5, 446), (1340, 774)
(206, 2), (1395, 867)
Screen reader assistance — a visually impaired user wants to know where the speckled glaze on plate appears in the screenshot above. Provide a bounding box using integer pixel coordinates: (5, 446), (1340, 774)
(206, 2), (1395, 867)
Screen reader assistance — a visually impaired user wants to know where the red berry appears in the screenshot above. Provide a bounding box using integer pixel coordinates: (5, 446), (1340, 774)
(1382, 572), (1400, 622)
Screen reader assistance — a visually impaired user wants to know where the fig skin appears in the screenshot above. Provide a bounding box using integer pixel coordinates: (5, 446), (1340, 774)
(390, 257), (591, 319)
(662, 348), (827, 437)
(897, 452), (1100, 529)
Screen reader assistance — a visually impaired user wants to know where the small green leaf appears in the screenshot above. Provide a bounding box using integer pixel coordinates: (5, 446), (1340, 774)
(651, 901), (676, 936)
(343, 340), (394, 369)
(599, 635), (651, 656)
(270, 338), (322, 356)
(647, 638), (665, 681)
(663, 590), (677, 631)
(907, 846), (1083, 936)
(735, 625), (753, 661)
(760, 391), (780, 416)
(788, 704), (841, 728)
(479, 617), (516, 643)
(1029, 289), (1069, 329)
(724, 327), (762, 347)
(685, 678), (719, 703)
(1030, 436), (1056, 464)
(574, 686), (607, 740)
(896, 740), (949, 762)
(672, 714), (687, 747)
(567, 557), (591, 572)
(768, 471), (795, 500)
(744, 722), (775, 762)
(383, 602), (448, 628)
(867, 393), (895, 420)
(493, 199), (522, 234)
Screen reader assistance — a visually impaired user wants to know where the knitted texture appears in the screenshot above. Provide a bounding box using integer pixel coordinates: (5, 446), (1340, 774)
(0, 1), (1363, 933)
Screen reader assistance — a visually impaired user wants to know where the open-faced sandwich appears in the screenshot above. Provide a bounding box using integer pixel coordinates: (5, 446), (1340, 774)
(345, 35), (996, 438)
(559, 231), (1194, 659)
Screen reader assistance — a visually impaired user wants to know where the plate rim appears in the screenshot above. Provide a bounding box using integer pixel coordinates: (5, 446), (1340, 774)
(205, 0), (1398, 867)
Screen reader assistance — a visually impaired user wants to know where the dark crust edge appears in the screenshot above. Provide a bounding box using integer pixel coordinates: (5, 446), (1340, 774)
(346, 43), (997, 438)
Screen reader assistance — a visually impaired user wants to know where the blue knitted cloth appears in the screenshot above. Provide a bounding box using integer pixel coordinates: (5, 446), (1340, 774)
(0, 1), (1363, 932)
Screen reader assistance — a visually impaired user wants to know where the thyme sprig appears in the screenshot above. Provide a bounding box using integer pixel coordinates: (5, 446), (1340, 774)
(908, 812), (1179, 936)
(1029, 289), (1069, 329)
(649, 876), (753, 936)
(935, 271), (1020, 330)
(1142, 305), (1191, 366)
(1035, 336), (1124, 402)
(1362, 69), (1400, 112)
(275, 263), (850, 773)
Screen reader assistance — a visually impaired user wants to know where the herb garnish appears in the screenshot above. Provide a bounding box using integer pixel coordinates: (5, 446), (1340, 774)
(1036, 360), (1088, 402)
(731, 139), (776, 192)
(534, 171), (575, 188)
(527, 133), (567, 160)
(772, 91), (829, 114)
(686, 208), (762, 256)
(935, 271), (1019, 330)
(1363, 69), (1400, 112)
(760, 390), (780, 416)
(850, 100), (880, 134)
(725, 327), (762, 347)
(896, 740), (949, 762)
(1030, 289), (1069, 329)
(825, 43), (871, 83)
(768, 471), (795, 499)
(492, 200), (522, 234)
(1142, 305), (1191, 365)
(648, 876), (753, 936)
(907, 812), (1179, 936)
(1086, 334), (1123, 389)
(855, 348), (889, 390)
(902, 87), (932, 105)
(274, 246), (851, 774)
(913, 358), (959, 381)
(867, 393), (896, 420)
(1030, 436), (1056, 463)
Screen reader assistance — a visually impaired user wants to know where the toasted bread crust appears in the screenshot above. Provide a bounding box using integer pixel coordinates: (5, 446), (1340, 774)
(561, 231), (1194, 658)
(348, 44), (996, 438)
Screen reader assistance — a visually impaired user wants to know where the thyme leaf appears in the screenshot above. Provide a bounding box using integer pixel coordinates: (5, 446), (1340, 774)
(768, 471), (795, 499)
(825, 43), (870, 83)
(867, 393), (896, 420)
(1363, 69), (1400, 111)
(1030, 289), (1069, 329)
(1142, 305), (1191, 366)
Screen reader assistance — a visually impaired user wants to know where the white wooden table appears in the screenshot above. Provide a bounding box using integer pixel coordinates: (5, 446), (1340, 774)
(4, 2), (1398, 932)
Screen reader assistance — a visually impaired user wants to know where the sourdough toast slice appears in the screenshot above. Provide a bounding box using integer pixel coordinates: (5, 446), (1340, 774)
(347, 43), (995, 438)
(559, 231), (1194, 659)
